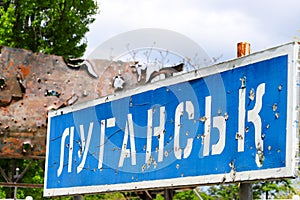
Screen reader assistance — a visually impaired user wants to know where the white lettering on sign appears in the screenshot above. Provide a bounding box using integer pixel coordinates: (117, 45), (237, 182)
(56, 82), (267, 176)
(237, 83), (265, 167)
(238, 88), (246, 152)
(57, 127), (73, 177)
(146, 107), (166, 165)
(98, 118), (116, 170)
(118, 114), (136, 167)
(174, 101), (195, 159)
(203, 96), (226, 156)
(77, 122), (94, 173)
(248, 83), (265, 167)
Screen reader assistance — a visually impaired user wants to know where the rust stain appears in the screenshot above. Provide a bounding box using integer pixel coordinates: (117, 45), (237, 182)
(19, 65), (31, 78)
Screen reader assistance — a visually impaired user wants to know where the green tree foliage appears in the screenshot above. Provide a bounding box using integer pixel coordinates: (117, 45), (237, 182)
(207, 181), (295, 199)
(208, 184), (239, 199)
(0, 0), (98, 58)
(173, 189), (211, 200)
(253, 180), (295, 199)
(0, 159), (44, 199)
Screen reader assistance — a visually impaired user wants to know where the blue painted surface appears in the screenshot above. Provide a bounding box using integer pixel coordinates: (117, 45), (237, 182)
(46, 55), (288, 189)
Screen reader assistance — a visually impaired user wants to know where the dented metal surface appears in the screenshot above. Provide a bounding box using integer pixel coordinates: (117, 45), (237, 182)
(0, 46), (136, 159)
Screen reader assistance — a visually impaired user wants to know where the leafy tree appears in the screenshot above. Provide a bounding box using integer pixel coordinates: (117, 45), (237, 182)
(173, 189), (211, 200)
(208, 184), (239, 199)
(206, 180), (295, 199)
(253, 180), (295, 199)
(0, 0), (98, 58)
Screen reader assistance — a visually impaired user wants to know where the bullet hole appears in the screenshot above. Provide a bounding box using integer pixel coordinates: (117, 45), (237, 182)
(22, 141), (33, 154)
(0, 78), (6, 89)
(45, 89), (60, 98)
(240, 76), (246, 88)
(153, 161), (157, 169)
(229, 161), (236, 180)
(218, 108), (222, 115)
(176, 164), (180, 169)
(275, 112), (280, 119)
(82, 90), (88, 97)
(245, 127), (249, 132)
(112, 75), (125, 89)
(142, 164), (146, 172)
(229, 161), (235, 168)
(164, 150), (169, 157)
(256, 148), (264, 167)
(224, 113), (229, 121)
(249, 88), (255, 101)
(235, 133), (243, 140)
(221, 176), (226, 183)
(278, 84), (283, 91)
(268, 146), (272, 151)
(272, 103), (278, 112)
(16, 73), (26, 93)
(199, 116), (207, 122)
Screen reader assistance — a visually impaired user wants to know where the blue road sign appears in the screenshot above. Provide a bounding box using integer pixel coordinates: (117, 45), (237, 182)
(44, 43), (299, 197)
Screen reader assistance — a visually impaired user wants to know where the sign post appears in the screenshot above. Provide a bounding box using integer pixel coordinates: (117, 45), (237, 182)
(44, 42), (299, 197)
(237, 41), (253, 200)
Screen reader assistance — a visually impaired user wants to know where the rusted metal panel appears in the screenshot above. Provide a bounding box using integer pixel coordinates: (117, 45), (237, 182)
(0, 46), (140, 159)
(0, 45), (187, 159)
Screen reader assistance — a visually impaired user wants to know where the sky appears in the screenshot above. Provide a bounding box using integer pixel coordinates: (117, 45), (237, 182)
(85, 0), (300, 62)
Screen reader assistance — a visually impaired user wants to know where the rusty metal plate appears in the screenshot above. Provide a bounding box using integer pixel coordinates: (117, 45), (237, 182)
(0, 46), (143, 159)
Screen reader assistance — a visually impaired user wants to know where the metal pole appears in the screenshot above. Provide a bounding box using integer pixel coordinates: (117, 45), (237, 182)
(237, 42), (251, 57)
(13, 167), (19, 200)
(193, 188), (203, 200)
(237, 42), (252, 200)
(74, 195), (84, 200)
(164, 189), (173, 200)
(239, 183), (253, 200)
